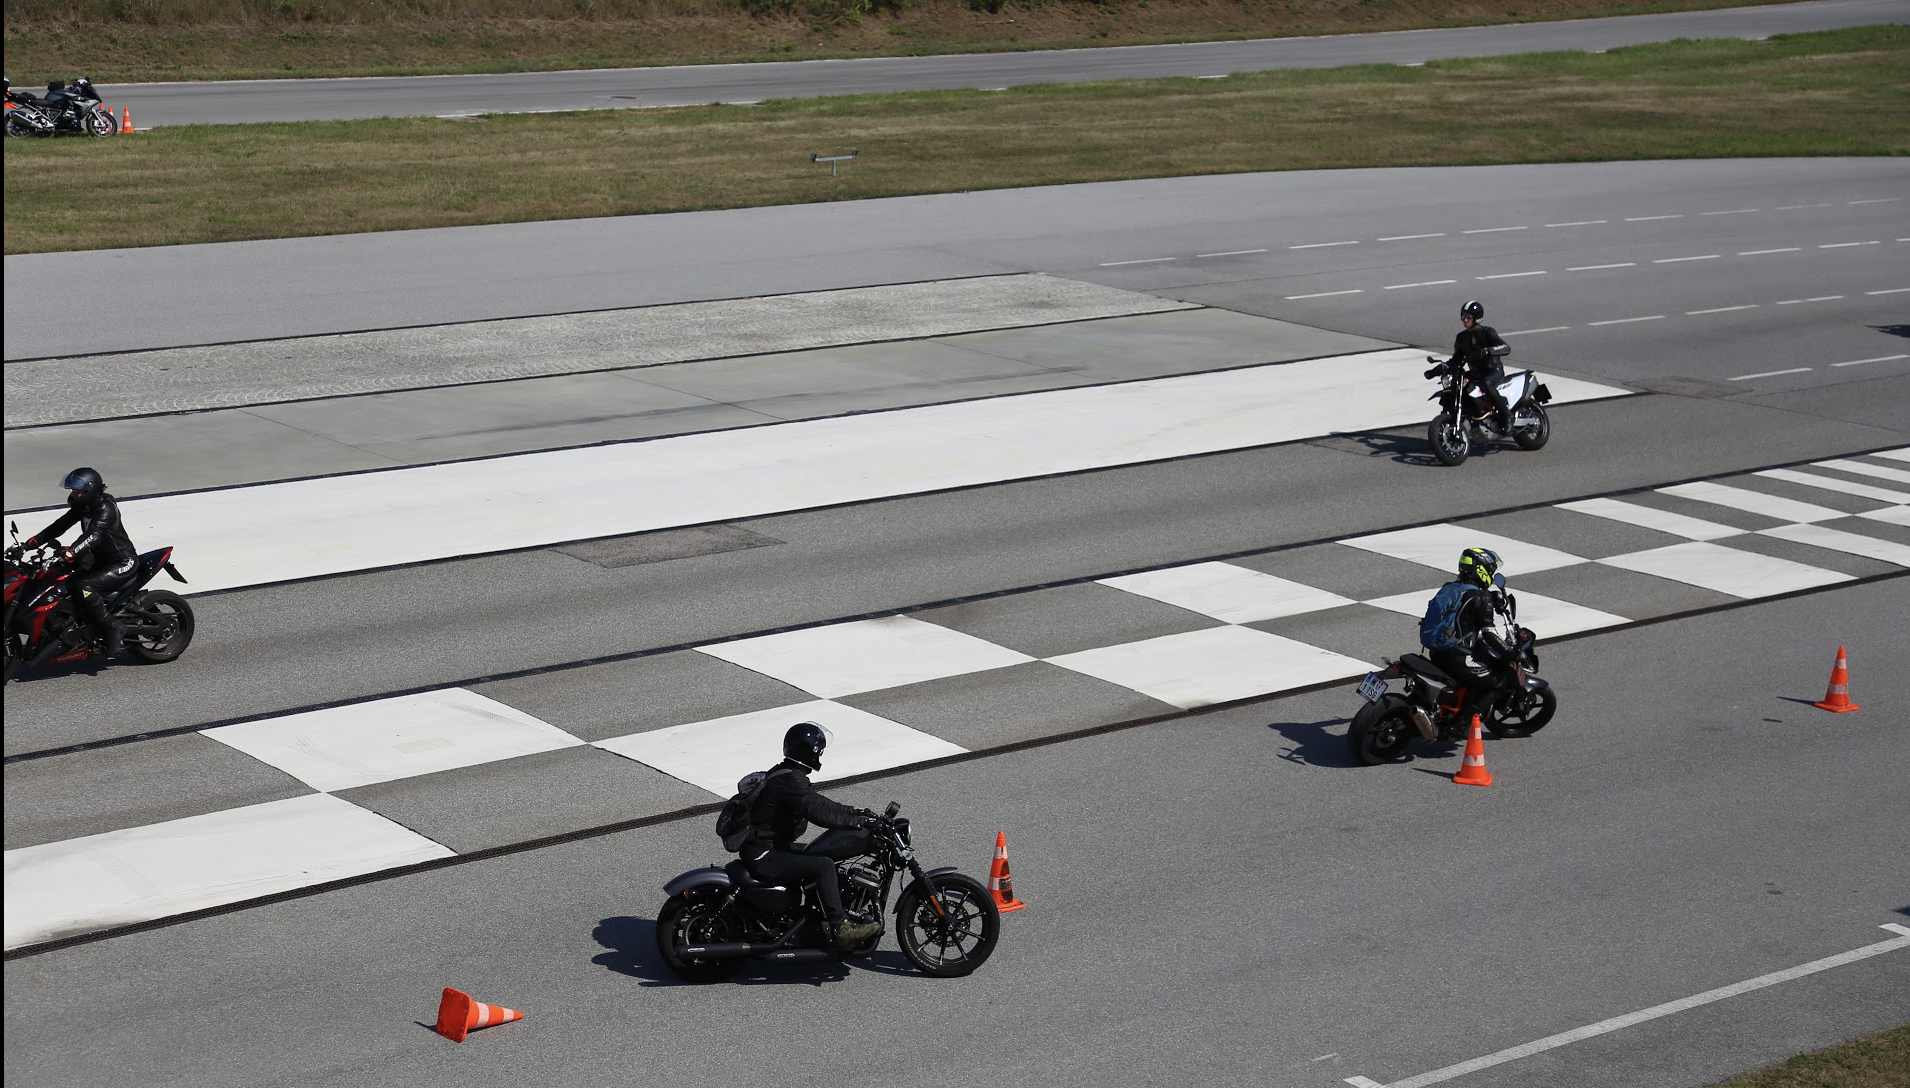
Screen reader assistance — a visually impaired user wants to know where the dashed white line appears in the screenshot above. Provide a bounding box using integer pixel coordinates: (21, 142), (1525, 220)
(1284, 289), (1365, 300)
(1731, 367), (1812, 381)
(1819, 241), (1880, 248)
(1292, 241), (1360, 249)
(1625, 214), (1683, 222)
(1654, 255), (1721, 263)
(1546, 220), (1607, 227)
(1378, 233), (1446, 241)
(1462, 226), (1527, 234)
(1568, 263), (1636, 271)
(1831, 354), (1909, 368)
(1740, 247), (1801, 255)
(1477, 271), (1546, 280)
(1195, 248), (1267, 257)
(1806, 295), (1845, 302)
(1848, 198), (1900, 205)
(1099, 257), (1177, 266)
(1774, 202), (1834, 210)
(1868, 288), (1910, 295)
(1587, 315), (1666, 326)
(1701, 208), (1760, 216)
(1383, 279), (1458, 290)
(1686, 305), (1760, 315)
(1503, 326), (1571, 335)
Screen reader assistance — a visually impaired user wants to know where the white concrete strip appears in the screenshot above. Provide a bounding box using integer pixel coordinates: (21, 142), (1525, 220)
(1849, 198), (1900, 205)
(1286, 290), (1364, 299)
(1761, 523), (1910, 566)
(1100, 562), (1354, 623)
(1830, 354), (1909, 368)
(3, 794), (453, 950)
(1755, 468), (1910, 504)
(1339, 524), (1587, 574)
(1867, 287), (1910, 295)
(1700, 208), (1759, 216)
(1860, 505), (1910, 527)
(1099, 257), (1177, 266)
(202, 689), (583, 793)
(5, 351), (1631, 596)
(1196, 249), (1267, 257)
(698, 616), (1032, 699)
(1686, 305), (1759, 315)
(1739, 247), (1801, 255)
(1462, 226), (1527, 234)
(1625, 215), (1682, 221)
(1598, 541), (1849, 598)
(1813, 457), (1910, 484)
(1048, 626), (1373, 710)
(1818, 241), (1878, 249)
(1730, 367), (1811, 381)
(1773, 203), (1833, 210)
(1546, 220), (1608, 227)
(1362, 589), (1626, 638)
(1476, 271), (1545, 280)
(595, 700), (964, 797)
(1348, 926), (1910, 1088)
(1876, 448), (1910, 463)
(1556, 497), (1744, 541)
(1291, 241), (1360, 249)
(1378, 233), (1445, 241)
(1567, 263), (1635, 271)
(1659, 481), (1846, 524)
(1806, 295), (1845, 302)
(1654, 255), (1719, 263)
(1384, 280), (1458, 290)
(1587, 315), (1665, 326)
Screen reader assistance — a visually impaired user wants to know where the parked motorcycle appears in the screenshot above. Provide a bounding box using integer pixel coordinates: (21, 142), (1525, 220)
(656, 801), (1000, 982)
(1347, 587), (1555, 765)
(4, 521), (193, 682)
(1423, 343), (1553, 466)
(4, 77), (115, 137)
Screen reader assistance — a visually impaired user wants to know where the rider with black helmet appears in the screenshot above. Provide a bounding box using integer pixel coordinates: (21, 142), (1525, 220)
(24, 467), (138, 661)
(739, 722), (883, 948)
(1436, 300), (1512, 429)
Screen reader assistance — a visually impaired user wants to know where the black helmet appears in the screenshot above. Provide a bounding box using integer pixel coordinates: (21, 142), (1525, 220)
(783, 721), (829, 772)
(1461, 300), (1484, 321)
(1458, 547), (1501, 589)
(63, 467), (105, 509)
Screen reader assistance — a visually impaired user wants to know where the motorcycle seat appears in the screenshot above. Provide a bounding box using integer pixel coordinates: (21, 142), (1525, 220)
(726, 858), (790, 892)
(1397, 652), (1457, 687)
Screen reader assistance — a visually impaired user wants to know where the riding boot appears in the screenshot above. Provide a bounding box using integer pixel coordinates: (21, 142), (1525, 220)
(834, 917), (879, 947)
(80, 591), (124, 659)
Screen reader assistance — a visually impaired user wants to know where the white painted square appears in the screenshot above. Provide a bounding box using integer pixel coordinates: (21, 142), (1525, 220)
(1047, 625), (1374, 710)
(3, 794), (452, 951)
(1811, 458), (1910, 486)
(1755, 468), (1910, 504)
(1099, 561), (1354, 622)
(1556, 497), (1744, 541)
(1871, 448), (1910, 463)
(202, 688), (583, 793)
(1760, 523), (1910, 567)
(1339, 523), (1586, 573)
(1362, 588), (1628, 638)
(1860, 505), (1910, 528)
(698, 615), (1032, 699)
(595, 700), (965, 796)
(1658, 481), (1844, 524)
(1598, 542), (1850, 598)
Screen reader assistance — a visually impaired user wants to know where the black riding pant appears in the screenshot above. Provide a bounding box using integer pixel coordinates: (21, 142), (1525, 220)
(73, 556), (135, 631)
(1468, 368), (1511, 422)
(1430, 648), (1499, 723)
(747, 828), (871, 925)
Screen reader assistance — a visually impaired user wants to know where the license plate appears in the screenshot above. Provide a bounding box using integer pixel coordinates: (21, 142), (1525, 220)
(1357, 673), (1388, 702)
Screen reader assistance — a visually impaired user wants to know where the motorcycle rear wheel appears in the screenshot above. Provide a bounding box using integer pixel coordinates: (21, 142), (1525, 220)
(4, 113), (39, 138)
(1513, 404), (1551, 451)
(1428, 414), (1469, 466)
(1487, 687), (1557, 738)
(655, 894), (743, 983)
(127, 590), (194, 663)
(895, 873), (999, 978)
(1348, 695), (1418, 765)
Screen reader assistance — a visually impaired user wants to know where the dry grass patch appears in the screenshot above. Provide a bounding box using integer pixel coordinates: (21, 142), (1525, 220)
(1709, 1023), (1910, 1088)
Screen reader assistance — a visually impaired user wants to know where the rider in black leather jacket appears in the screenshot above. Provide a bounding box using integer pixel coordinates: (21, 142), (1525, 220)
(25, 467), (136, 660)
(740, 723), (882, 948)
(1439, 300), (1511, 428)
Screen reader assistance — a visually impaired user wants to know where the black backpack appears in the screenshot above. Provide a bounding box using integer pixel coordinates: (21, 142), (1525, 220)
(715, 767), (792, 852)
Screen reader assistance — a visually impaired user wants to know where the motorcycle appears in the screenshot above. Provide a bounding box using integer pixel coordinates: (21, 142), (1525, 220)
(1423, 343), (1553, 466)
(4, 521), (194, 682)
(4, 77), (116, 137)
(1347, 585), (1556, 765)
(656, 801), (1001, 982)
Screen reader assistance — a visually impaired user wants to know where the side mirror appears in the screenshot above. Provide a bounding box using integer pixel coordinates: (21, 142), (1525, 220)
(884, 801), (899, 819)
(1505, 592), (1517, 621)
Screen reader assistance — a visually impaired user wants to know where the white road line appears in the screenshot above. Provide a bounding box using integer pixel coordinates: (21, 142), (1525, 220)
(1660, 481), (1845, 524)
(1568, 262), (1635, 271)
(1654, 255), (1720, 263)
(1867, 288), (1910, 295)
(1345, 926), (1910, 1088)
(1546, 220), (1607, 227)
(1384, 280), (1458, 290)
(1099, 257), (1177, 266)
(1806, 295), (1845, 302)
(1756, 468), (1910, 505)
(1775, 202), (1834, 210)
(1462, 226), (1527, 234)
(1501, 326), (1571, 335)
(1832, 354), (1909, 368)
(1340, 524), (1586, 573)
(1557, 497), (1742, 540)
(1730, 367), (1811, 381)
(1195, 248), (1267, 257)
(1762, 522), (1910, 566)
(1848, 198), (1900, 205)
(1625, 214), (1682, 221)
(1819, 241), (1879, 248)
(1700, 208), (1759, 215)
(1291, 240), (1360, 249)
(1286, 289), (1364, 299)
(1378, 233), (1445, 241)
(1814, 456), (1910, 484)
(1587, 315), (1665, 326)
(1476, 271), (1546, 280)
(1739, 247), (1800, 255)
(1687, 305), (1759, 315)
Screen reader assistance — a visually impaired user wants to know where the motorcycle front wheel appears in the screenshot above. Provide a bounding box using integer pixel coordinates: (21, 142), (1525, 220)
(1487, 686), (1557, 738)
(654, 894), (743, 983)
(1348, 694), (1419, 765)
(126, 590), (194, 663)
(895, 872), (999, 978)
(85, 108), (117, 137)
(1428, 413), (1469, 466)
(1513, 404), (1551, 451)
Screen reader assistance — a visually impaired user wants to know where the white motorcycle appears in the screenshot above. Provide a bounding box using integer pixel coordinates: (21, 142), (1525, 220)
(1422, 343), (1553, 466)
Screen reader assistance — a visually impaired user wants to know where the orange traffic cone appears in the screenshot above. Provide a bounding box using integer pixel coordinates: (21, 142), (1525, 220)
(1811, 646), (1860, 713)
(987, 831), (1027, 913)
(118, 107), (136, 134)
(434, 988), (524, 1042)
(1453, 715), (1493, 787)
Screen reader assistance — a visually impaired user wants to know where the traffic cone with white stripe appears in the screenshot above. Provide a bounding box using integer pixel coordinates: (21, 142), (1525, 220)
(1453, 715), (1493, 787)
(1811, 646), (1860, 713)
(118, 106), (136, 134)
(434, 988), (524, 1042)
(987, 831), (1026, 913)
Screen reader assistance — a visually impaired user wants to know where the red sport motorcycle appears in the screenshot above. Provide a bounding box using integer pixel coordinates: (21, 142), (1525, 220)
(4, 521), (194, 682)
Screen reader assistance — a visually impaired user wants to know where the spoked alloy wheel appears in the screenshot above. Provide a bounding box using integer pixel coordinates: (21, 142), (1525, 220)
(655, 895), (743, 983)
(126, 590), (194, 663)
(1513, 404), (1551, 451)
(86, 108), (118, 136)
(1428, 413), (1469, 466)
(1487, 687), (1557, 738)
(895, 873), (999, 978)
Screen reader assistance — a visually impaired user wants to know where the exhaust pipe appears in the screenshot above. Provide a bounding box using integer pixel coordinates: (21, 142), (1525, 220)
(1410, 708), (1437, 743)
(682, 942), (835, 964)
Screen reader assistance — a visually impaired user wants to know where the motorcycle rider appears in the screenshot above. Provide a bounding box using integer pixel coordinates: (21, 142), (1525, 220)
(738, 722), (883, 948)
(1428, 300), (1511, 430)
(1424, 547), (1508, 732)
(23, 468), (135, 661)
